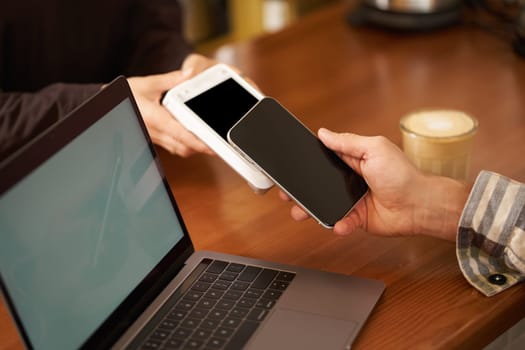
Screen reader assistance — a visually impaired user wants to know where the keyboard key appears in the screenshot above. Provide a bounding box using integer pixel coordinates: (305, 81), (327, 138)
(252, 269), (278, 289)
(222, 316), (242, 328)
(256, 298), (276, 309)
(223, 290), (243, 300)
(175, 300), (195, 311)
(231, 281), (250, 291)
(150, 329), (170, 340)
(181, 318), (201, 329)
(172, 327), (193, 338)
(237, 297), (256, 308)
(193, 328), (212, 340)
(215, 299), (235, 310)
(230, 307), (248, 318)
(158, 319), (178, 331)
(207, 337), (227, 349)
(184, 290), (204, 301)
(224, 321), (259, 350)
(207, 260), (228, 274)
(219, 271), (238, 281)
(163, 338), (183, 349)
(167, 310), (187, 321)
(262, 289), (282, 300)
(247, 307), (269, 322)
(212, 281), (231, 290)
(196, 298), (217, 309)
(188, 308), (209, 319)
(141, 339), (162, 350)
(200, 318), (221, 330)
(192, 281), (211, 292)
(238, 266), (262, 282)
(199, 273), (218, 283)
(244, 289), (263, 299)
(208, 309), (228, 320)
(215, 326), (234, 338)
(276, 271), (295, 281)
(185, 339), (203, 349)
(226, 263), (245, 273)
(204, 289), (224, 299)
(269, 281), (290, 291)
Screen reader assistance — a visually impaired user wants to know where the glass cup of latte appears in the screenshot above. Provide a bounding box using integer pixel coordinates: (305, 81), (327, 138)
(400, 109), (478, 182)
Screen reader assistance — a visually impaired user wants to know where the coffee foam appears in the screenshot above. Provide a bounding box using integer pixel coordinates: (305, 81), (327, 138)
(401, 110), (476, 138)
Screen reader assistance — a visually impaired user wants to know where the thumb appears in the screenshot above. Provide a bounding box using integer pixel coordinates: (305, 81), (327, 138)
(152, 68), (194, 92)
(318, 128), (368, 160)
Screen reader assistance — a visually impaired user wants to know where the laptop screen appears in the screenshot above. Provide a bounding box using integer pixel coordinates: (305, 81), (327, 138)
(0, 97), (186, 349)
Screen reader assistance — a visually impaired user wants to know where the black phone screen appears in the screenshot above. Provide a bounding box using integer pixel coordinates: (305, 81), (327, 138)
(185, 78), (258, 141)
(228, 97), (368, 227)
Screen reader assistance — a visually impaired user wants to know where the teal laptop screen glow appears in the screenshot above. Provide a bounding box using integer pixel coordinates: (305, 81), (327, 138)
(0, 99), (185, 349)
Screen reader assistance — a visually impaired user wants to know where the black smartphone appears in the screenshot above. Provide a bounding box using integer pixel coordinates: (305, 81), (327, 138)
(227, 97), (368, 228)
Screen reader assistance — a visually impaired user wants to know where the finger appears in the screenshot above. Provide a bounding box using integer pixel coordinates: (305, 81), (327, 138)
(148, 69), (194, 93)
(150, 130), (191, 157)
(176, 131), (214, 156)
(163, 115), (214, 155)
(182, 54), (217, 74)
(290, 205), (309, 221)
(153, 127), (209, 158)
(146, 108), (213, 156)
(278, 190), (291, 201)
(333, 213), (361, 236)
(318, 128), (370, 160)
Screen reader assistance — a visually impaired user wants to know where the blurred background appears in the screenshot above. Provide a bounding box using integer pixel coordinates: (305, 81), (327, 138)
(178, 0), (525, 58)
(178, 0), (340, 54)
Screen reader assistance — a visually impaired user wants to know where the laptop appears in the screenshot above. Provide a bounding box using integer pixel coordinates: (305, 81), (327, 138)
(0, 76), (384, 350)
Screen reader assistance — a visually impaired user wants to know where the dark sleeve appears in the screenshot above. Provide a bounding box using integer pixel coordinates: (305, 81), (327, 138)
(0, 83), (101, 160)
(124, 0), (194, 76)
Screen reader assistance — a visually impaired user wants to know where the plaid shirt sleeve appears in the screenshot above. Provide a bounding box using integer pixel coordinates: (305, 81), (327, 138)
(457, 170), (525, 296)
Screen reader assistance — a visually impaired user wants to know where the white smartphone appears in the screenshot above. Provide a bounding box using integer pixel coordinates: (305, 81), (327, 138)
(228, 97), (369, 228)
(162, 63), (274, 193)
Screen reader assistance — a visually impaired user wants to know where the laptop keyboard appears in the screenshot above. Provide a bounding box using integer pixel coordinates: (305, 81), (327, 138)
(138, 259), (295, 350)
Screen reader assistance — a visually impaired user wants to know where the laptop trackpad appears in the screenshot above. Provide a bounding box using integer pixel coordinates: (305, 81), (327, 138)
(248, 308), (356, 350)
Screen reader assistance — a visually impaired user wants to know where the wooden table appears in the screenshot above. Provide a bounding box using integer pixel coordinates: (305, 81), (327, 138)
(2, 1), (525, 348)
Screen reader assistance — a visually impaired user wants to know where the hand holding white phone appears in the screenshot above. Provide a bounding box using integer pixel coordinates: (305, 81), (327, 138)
(162, 64), (274, 193)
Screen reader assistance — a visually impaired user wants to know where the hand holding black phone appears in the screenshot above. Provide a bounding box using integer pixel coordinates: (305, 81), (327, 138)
(227, 97), (368, 228)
